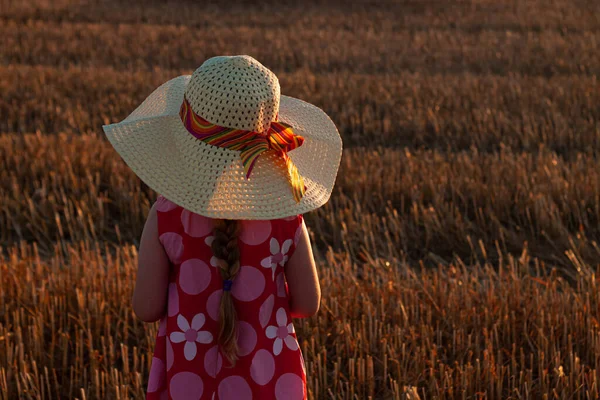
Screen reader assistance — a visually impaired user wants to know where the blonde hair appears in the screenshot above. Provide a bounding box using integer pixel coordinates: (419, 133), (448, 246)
(210, 218), (242, 367)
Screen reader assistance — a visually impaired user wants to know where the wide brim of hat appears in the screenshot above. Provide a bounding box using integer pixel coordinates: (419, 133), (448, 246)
(102, 75), (343, 220)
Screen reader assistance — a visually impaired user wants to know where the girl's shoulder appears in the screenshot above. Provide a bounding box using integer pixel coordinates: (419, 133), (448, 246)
(154, 194), (181, 213)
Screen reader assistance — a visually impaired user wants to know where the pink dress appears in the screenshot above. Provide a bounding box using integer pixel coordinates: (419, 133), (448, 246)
(146, 195), (307, 400)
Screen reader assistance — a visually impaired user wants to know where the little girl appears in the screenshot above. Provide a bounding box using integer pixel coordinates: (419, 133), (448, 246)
(102, 55), (342, 399)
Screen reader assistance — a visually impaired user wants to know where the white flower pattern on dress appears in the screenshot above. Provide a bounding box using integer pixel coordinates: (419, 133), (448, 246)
(260, 238), (292, 281)
(265, 307), (298, 356)
(170, 313), (213, 361)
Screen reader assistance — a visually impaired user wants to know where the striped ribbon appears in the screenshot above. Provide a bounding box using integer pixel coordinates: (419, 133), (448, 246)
(179, 95), (306, 202)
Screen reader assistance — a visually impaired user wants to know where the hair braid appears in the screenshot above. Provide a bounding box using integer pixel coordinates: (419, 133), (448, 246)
(211, 218), (242, 367)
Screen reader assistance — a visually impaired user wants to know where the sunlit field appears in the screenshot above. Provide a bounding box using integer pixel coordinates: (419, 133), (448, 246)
(1, 0), (600, 398)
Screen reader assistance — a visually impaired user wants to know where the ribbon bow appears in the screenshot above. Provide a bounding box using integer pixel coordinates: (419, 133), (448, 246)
(179, 95), (306, 202)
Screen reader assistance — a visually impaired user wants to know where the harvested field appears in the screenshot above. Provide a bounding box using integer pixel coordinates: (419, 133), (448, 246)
(1, 0), (599, 398)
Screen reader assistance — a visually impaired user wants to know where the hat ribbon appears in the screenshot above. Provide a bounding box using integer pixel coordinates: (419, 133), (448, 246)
(179, 95), (306, 203)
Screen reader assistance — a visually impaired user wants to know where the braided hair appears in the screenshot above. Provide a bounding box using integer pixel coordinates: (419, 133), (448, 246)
(210, 218), (242, 367)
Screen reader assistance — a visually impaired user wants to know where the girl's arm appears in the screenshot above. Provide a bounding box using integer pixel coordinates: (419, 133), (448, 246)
(285, 219), (321, 318)
(132, 202), (170, 323)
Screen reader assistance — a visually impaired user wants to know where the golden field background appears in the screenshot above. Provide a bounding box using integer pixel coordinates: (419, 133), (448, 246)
(1, 0), (599, 398)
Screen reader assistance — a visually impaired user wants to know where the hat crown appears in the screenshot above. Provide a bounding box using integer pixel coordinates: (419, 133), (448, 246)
(184, 55), (280, 133)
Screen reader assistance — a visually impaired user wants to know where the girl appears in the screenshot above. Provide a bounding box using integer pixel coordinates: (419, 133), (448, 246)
(102, 55), (343, 399)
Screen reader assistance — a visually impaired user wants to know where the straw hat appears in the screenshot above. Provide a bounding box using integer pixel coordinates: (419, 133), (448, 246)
(102, 55), (343, 220)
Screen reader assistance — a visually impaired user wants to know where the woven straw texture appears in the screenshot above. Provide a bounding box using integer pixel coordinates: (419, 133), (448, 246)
(102, 55), (343, 220)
